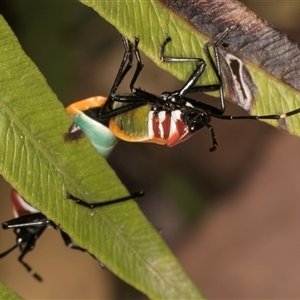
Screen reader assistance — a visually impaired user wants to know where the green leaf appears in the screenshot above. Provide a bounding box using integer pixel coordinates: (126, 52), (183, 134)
(81, 0), (300, 137)
(0, 281), (23, 300)
(0, 14), (202, 299)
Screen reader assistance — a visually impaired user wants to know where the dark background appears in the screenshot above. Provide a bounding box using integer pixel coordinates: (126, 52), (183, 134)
(1, 1), (300, 299)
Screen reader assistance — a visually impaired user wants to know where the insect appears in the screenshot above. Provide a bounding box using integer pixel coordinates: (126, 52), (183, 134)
(66, 30), (226, 151)
(67, 25), (300, 152)
(0, 189), (142, 281)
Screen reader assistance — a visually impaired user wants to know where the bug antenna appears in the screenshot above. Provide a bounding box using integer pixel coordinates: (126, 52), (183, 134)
(206, 123), (218, 152)
(0, 243), (18, 258)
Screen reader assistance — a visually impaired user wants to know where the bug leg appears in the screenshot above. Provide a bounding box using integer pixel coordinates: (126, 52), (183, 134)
(205, 123), (218, 152)
(18, 251), (43, 281)
(111, 36), (161, 107)
(252, 108), (300, 120)
(178, 62), (208, 98)
(159, 36), (223, 99)
(59, 230), (109, 269)
(60, 230), (86, 251)
(206, 24), (239, 48)
(1, 213), (49, 281)
(204, 24), (238, 113)
(16, 227), (46, 282)
(98, 101), (146, 122)
(283, 107), (300, 118)
(130, 37), (144, 91)
(66, 191), (144, 209)
(159, 36), (203, 63)
(110, 36), (135, 97)
(0, 243), (18, 258)
(101, 35), (136, 114)
(99, 86), (170, 123)
(210, 107), (300, 121)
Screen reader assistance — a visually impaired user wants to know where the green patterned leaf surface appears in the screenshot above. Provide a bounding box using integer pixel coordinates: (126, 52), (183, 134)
(0, 281), (22, 300)
(0, 15), (202, 300)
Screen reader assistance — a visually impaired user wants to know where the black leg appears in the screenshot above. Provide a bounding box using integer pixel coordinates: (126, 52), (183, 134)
(100, 35), (136, 114)
(0, 235), (44, 281)
(59, 230), (108, 268)
(159, 25), (238, 112)
(206, 123), (218, 152)
(66, 191), (144, 209)
(160, 36), (217, 98)
(130, 37), (144, 91)
(17, 226), (47, 282)
(210, 107), (300, 121)
(159, 36), (222, 99)
(160, 36), (204, 63)
(60, 230), (86, 251)
(19, 252), (43, 282)
(178, 63), (218, 98)
(0, 244), (18, 258)
(110, 36), (135, 98)
(98, 100), (146, 122)
(0, 213), (59, 282)
(203, 24), (239, 112)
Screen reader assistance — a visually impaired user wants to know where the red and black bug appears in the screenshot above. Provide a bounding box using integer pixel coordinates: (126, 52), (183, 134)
(68, 25), (300, 152)
(0, 189), (142, 281)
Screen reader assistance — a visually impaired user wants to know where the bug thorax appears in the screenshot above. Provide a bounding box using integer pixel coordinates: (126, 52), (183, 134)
(160, 91), (172, 101)
(160, 91), (186, 111)
(15, 227), (36, 250)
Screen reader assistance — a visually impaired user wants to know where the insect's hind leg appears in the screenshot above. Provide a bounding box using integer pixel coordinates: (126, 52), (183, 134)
(18, 252), (43, 281)
(130, 37), (145, 91)
(204, 24), (238, 113)
(159, 36), (222, 98)
(159, 36), (204, 64)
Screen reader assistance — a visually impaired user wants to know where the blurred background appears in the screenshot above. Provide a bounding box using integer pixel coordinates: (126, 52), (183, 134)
(1, 1), (300, 299)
